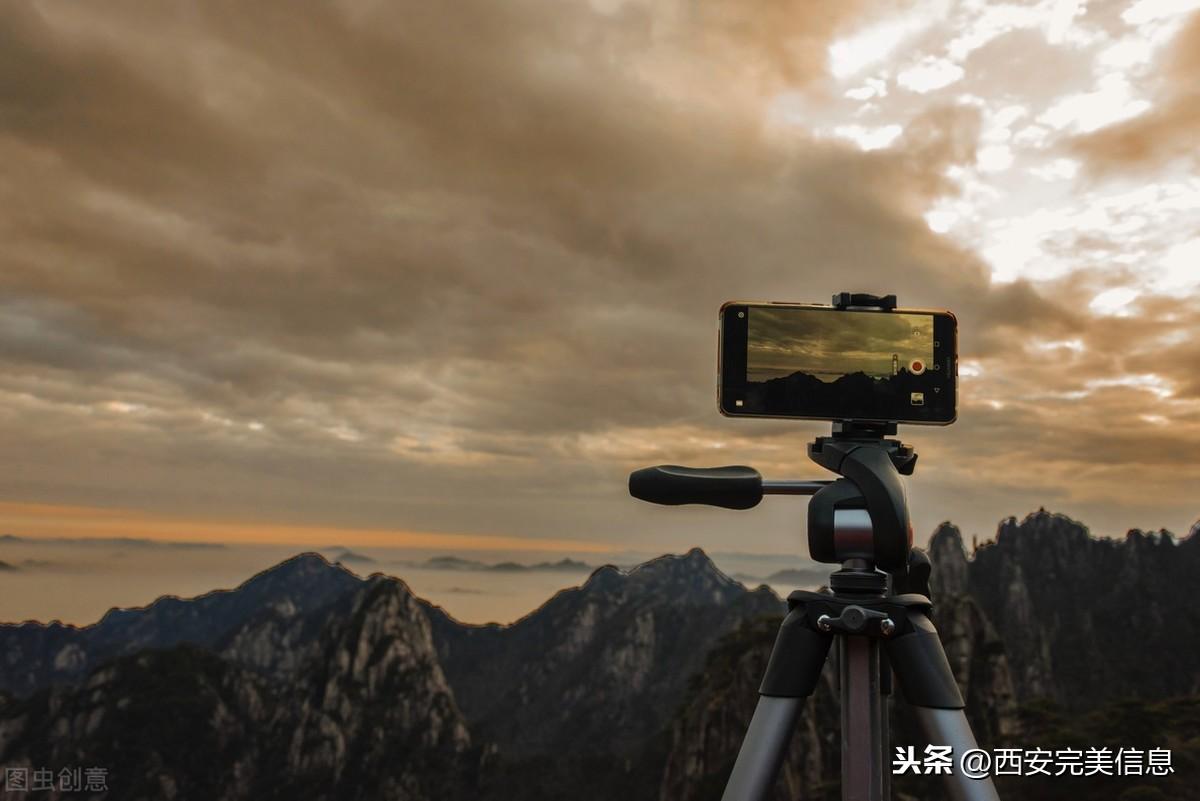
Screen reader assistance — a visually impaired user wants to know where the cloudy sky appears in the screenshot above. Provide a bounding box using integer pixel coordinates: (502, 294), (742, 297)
(3, 0), (1199, 620)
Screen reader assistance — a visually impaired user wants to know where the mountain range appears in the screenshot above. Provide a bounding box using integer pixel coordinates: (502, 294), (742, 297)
(747, 368), (946, 422)
(412, 556), (594, 573)
(1, 510), (1197, 800)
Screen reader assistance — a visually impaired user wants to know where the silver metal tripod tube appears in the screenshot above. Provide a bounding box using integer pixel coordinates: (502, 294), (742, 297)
(720, 697), (802, 801)
(912, 708), (1000, 801)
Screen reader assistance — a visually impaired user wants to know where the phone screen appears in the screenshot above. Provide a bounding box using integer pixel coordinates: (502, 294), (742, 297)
(720, 303), (956, 424)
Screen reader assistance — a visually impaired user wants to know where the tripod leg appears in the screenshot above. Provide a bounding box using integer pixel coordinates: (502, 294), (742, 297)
(721, 696), (804, 801)
(721, 603), (833, 801)
(880, 652), (892, 801)
(885, 610), (1000, 801)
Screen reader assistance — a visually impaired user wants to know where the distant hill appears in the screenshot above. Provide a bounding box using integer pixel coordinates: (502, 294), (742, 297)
(417, 555), (593, 573)
(330, 548), (376, 565)
(763, 566), (830, 585)
(730, 566), (830, 587)
(0, 534), (224, 549)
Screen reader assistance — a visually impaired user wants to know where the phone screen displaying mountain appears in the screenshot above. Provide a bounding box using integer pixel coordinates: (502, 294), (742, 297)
(746, 308), (934, 383)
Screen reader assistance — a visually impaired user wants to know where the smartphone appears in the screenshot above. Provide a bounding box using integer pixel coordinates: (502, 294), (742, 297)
(719, 301), (957, 424)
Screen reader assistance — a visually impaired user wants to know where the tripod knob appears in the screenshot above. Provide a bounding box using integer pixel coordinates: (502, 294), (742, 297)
(816, 605), (893, 636)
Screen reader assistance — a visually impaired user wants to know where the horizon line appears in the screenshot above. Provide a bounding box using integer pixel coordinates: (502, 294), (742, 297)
(0, 500), (619, 554)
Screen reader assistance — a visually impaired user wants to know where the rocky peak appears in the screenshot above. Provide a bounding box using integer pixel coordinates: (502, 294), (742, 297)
(994, 509), (1092, 557)
(0, 552), (363, 697)
(428, 548), (783, 764)
(95, 551), (360, 636)
(580, 563), (625, 593)
(579, 547), (743, 608)
(969, 509), (1200, 707)
(249, 550), (351, 581)
(0, 645), (274, 800)
(928, 522), (970, 598)
(284, 574), (471, 789)
(1124, 527), (1176, 547)
(0, 574), (477, 801)
(219, 552), (361, 611)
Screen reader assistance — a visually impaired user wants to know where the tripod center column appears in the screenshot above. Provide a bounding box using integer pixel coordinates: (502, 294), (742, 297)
(840, 635), (885, 801)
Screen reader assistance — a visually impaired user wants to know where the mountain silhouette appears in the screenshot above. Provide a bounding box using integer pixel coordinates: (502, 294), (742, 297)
(416, 555), (593, 572)
(748, 367), (938, 419)
(0, 553), (360, 695)
(1, 517), (1198, 800)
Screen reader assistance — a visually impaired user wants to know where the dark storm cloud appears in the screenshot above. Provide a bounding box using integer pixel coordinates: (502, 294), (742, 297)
(0, 4), (260, 194)
(0, 0), (1195, 552)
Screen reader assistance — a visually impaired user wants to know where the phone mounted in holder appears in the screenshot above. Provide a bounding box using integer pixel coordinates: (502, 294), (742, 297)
(631, 291), (919, 580)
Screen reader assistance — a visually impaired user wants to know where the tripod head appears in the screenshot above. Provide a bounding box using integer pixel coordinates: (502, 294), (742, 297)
(629, 420), (920, 585)
(807, 423), (914, 572)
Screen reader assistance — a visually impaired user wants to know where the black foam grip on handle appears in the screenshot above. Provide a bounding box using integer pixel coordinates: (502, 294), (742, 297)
(628, 465), (763, 510)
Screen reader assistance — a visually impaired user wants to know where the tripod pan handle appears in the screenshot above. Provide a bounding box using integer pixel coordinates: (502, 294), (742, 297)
(629, 465), (763, 509)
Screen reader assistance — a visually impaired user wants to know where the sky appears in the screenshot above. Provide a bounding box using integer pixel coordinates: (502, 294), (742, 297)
(2, 0), (1200, 622)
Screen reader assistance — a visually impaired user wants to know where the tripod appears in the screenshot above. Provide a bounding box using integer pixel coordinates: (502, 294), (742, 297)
(630, 421), (1000, 801)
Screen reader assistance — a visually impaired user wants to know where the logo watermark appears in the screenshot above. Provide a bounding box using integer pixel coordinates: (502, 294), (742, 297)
(893, 745), (1174, 779)
(2, 766), (108, 793)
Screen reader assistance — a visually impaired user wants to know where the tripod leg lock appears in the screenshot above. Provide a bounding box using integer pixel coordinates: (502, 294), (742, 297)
(759, 592), (963, 708)
(758, 601), (833, 698)
(884, 610), (965, 709)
